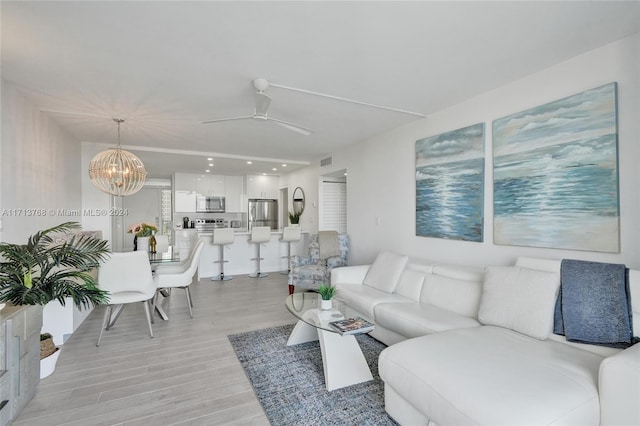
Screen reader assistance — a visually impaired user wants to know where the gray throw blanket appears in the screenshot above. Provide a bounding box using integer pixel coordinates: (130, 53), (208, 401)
(554, 259), (634, 348)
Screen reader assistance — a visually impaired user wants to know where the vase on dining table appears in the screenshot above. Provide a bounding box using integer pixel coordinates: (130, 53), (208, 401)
(136, 236), (150, 252)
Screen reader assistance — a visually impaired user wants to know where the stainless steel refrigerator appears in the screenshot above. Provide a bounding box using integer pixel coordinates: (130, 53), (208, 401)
(248, 199), (278, 230)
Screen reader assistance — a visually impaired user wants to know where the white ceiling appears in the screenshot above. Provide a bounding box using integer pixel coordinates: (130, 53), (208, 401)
(3, 1), (640, 178)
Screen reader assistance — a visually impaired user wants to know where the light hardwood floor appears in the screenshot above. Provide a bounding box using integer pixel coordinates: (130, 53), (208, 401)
(15, 274), (296, 425)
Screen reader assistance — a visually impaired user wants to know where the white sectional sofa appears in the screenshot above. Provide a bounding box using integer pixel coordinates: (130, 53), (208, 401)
(331, 253), (640, 426)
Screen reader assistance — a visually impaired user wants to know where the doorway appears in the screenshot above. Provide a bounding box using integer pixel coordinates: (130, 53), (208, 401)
(319, 169), (347, 233)
(111, 186), (172, 252)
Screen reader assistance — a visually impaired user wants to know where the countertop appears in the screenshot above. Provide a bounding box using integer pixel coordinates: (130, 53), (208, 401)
(198, 229), (305, 237)
(0, 302), (30, 320)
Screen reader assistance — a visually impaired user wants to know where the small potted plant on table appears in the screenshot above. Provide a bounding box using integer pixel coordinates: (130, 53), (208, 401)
(288, 210), (301, 225)
(317, 284), (336, 310)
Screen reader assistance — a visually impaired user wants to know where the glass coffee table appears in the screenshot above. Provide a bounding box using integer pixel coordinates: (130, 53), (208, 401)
(285, 292), (374, 391)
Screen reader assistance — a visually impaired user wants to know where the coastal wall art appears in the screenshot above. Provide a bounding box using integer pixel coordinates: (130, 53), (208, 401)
(493, 82), (619, 252)
(416, 123), (485, 242)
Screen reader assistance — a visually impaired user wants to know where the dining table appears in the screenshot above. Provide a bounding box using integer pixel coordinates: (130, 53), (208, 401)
(147, 246), (182, 321)
(148, 246), (180, 265)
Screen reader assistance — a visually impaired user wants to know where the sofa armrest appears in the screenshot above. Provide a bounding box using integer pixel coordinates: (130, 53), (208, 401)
(331, 265), (370, 285)
(326, 256), (348, 271)
(291, 255), (314, 268)
(599, 343), (640, 426)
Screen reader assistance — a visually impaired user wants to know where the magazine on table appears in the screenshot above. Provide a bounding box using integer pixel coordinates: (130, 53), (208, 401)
(329, 317), (375, 335)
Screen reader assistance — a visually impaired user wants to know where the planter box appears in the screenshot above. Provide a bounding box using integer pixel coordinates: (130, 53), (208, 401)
(42, 299), (93, 345)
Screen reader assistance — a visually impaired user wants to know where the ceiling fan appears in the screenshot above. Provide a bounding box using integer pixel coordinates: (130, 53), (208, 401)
(202, 78), (314, 136)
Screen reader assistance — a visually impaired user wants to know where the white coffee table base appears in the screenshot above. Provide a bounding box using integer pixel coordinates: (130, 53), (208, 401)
(287, 309), (374, 391)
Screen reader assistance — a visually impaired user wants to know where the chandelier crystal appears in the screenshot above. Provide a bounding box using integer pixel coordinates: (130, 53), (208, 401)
(89, 118), (147, 196)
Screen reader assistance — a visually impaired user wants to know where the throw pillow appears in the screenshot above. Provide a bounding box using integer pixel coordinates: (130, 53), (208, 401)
(421, 274), (483, 318)
(478, 266), (560, 340)
(363, 251), (409, 294)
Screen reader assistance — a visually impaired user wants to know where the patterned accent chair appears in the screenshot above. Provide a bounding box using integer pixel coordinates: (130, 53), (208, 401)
(287, 233), (349, 294)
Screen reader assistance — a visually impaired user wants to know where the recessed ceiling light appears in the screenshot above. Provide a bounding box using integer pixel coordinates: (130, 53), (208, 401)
(282, 164), (287, 167)
(246, 161), (253, 165)
(209, 163), (214, 167)
(272, 168), (277, 171)
(262, 173), (267, 176)
(205, 170), (210, 173)
(207, 157), (213, 161)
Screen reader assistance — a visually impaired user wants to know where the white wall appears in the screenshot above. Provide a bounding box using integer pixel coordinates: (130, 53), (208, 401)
(80, 142), (113, 245)
(332, 34), (640, 269)
(0, 81), (83, 243)
(279, 165), (321, 233)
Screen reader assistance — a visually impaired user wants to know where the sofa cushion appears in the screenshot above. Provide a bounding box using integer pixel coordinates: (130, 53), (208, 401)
(478, 266), (560, 340)
(335, 283), (412, 318)
(420, 273), (483, 318)
(375, 302), (480, 338)
(394, 268), (427, 301)
(432, 264), (485, 281)
(363, 251), (408, 293)
(379, 326), (602, 426)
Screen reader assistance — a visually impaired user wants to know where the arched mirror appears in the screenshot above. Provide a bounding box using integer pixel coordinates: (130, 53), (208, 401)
(292, 187), (305, 215)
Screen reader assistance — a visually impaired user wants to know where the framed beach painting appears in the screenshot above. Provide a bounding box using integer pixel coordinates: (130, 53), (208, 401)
(416, 123), (485, 242)
(493, 83), (620, 252)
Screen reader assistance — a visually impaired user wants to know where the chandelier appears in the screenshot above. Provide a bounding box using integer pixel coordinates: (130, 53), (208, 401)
(89, 118), (147, 196)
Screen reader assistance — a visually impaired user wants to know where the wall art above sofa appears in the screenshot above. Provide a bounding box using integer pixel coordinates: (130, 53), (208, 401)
(493, 82), (620, 252)
(415, 123), (485, 242)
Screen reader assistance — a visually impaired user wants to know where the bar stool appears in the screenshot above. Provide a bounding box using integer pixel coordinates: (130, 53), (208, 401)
(249, 226), (271, 278)
(211, 228), (235, 281)
(279, 226), (302, 275)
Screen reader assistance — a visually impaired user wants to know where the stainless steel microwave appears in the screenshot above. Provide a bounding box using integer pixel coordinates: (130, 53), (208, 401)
(196, 195), (225, 213)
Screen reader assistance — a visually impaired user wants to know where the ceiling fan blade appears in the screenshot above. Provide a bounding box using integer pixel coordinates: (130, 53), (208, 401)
(201, 116), (253, 124)
(268, 117), (313, 136)
(254, 92), (272, 116)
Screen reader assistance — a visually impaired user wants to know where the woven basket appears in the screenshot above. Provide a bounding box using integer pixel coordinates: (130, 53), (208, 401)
(40, 337), (57, 359)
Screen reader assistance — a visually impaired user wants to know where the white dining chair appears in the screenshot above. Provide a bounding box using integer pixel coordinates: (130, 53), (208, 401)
(153, 239), (204, 319)
(96, 251), (158, 346)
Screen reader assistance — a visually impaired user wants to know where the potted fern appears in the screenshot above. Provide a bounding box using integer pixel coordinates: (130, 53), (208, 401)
(0, 222), (110, 308)
(0, 222), (110, 377)
(318, 284), (336, 310)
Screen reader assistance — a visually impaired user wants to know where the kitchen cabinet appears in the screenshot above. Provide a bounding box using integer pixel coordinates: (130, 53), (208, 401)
(225, 175), (245, 212)
(246, 174), (279, 199)
(174, 173), (197, 191)
(174, 173), (197, 213)
(174, 191), (196, 213)
(0, 305), (42, 426)
(196, 175), (226, 197)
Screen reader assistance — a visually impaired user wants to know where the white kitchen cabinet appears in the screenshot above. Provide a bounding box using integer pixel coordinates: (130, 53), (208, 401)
(225, 175), (245, 212)
(174, 191), (196, 213)
(195, 175), (226, 197)
(211, 175), (226, 196)
(246, 174), (279, 199)
(174, 173), (197, 213)
(174, 173), (196, 191)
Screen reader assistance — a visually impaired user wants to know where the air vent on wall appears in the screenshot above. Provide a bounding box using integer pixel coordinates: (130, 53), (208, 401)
(320, 156), (332, 167)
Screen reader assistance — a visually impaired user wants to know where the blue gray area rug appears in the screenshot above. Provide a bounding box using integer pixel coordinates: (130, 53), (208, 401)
(228, 324), (398, 426)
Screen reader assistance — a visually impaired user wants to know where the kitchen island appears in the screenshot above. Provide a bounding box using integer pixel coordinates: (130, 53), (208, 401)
(195, 229), (309, 279)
